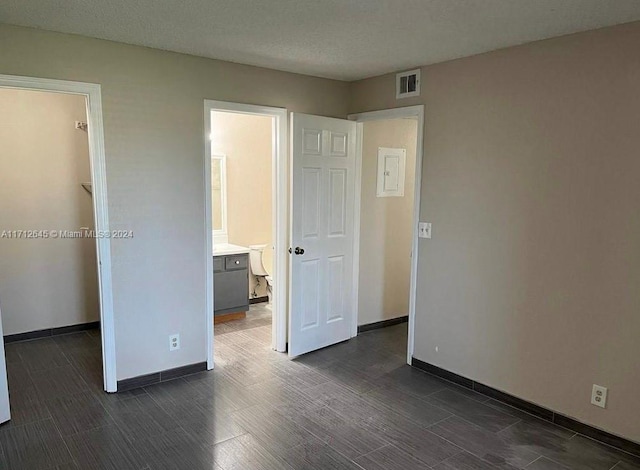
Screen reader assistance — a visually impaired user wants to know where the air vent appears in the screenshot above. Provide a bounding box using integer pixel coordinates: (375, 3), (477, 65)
(396, 69), (420, 99)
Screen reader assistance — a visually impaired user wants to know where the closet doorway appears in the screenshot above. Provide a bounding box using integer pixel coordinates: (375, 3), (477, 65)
(0, 74), (115, 427)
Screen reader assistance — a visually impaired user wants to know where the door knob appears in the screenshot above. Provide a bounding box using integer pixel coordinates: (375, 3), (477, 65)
(294, 247), (305, 255)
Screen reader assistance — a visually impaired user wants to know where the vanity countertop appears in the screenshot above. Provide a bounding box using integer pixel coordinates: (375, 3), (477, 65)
(213, 243), (250, 256)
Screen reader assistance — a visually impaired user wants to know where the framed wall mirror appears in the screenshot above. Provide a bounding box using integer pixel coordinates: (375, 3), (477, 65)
(211, 154), (228, 244)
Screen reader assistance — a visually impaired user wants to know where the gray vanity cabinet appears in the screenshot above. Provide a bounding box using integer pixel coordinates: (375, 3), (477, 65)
(213, 254), (249, 315)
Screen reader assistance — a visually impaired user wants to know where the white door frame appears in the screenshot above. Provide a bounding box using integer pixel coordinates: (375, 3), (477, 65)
(348, 105), (425, 365)
(203, 100), (288, 367)
(0, 74), (117, 392)
(0, 306), (10, 423)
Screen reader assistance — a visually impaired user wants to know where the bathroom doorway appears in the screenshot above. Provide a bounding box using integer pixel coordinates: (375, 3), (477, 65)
(204, 101), (287, 368)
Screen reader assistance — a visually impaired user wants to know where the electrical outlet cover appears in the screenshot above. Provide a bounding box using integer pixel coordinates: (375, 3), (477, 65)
(591, 384), (607, 408)
(169, 334), (180, 351)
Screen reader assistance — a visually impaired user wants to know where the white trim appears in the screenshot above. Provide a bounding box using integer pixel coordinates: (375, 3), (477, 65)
(0, 306), (11, 423)
(273, 110), (288, 353)
(203, 100), (288, 365)
(348, 105), (425, 365)
(351, 124), (364, 340)
(203, 105), (214, 369)
(0, 74), (117, 392)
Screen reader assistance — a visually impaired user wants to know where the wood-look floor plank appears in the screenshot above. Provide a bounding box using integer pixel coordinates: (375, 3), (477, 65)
(1, 306), (636, 470)
(354, 443), (432, 470)
(0, 419), (73, 469)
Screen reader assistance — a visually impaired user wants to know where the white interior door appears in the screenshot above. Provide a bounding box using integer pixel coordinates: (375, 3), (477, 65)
(289, 113), (357, 357)
(0, 305), (11, 424)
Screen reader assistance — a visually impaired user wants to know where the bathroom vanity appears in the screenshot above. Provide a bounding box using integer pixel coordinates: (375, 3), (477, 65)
(213, 244), (250, 322)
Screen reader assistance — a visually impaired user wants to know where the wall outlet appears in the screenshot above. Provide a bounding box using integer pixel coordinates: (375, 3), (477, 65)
(169, 334), (180, 351)
(591, 384), (608, 408)
(418, 222), (432, 239)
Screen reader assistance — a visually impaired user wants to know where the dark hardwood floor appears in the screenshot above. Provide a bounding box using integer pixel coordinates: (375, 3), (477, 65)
(1, 304), (638, 469)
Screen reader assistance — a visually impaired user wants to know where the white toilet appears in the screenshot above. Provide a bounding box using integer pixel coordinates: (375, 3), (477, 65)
(248, 244), (273, 302)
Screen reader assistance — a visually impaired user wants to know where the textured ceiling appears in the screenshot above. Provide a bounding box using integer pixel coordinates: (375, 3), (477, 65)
(2, 0), (640, 81)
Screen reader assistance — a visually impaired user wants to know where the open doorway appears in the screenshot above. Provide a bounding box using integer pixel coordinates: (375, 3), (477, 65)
(204, 101), (287, 368)
(210, 111), (274, 342)
(356, 118), (418, 330)
(0, 83), (114, 427)
(0, 75), (114, 424)
(350, 106), (425, 364)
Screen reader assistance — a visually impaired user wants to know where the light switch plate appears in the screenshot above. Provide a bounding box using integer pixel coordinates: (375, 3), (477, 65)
(419, 222), (432, 239)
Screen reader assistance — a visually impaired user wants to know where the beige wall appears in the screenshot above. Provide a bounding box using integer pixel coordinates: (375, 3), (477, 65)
(0, 89), (99, 335)
(0, 24), (349, 380)
(350, 21), (640, 442)
(211, 112), (273, 298)
(359, 119), (416, 326)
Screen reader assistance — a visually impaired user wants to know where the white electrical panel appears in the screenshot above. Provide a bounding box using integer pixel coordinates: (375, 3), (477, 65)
(377, 147), (406, 197)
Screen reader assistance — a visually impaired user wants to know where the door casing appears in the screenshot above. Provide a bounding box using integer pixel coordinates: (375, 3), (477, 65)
(348, 105), (425, 365)
(0, 74), (117, 392)
(0, 306), (10, 423)
(203, 100), (288, 368)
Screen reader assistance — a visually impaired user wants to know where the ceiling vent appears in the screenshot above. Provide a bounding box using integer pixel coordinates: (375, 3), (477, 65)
(396, 69), (420, 99)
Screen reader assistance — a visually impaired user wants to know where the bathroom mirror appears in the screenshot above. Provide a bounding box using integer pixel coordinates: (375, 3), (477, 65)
(211, 154), (228, 244)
